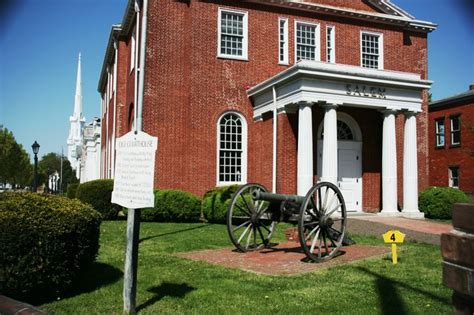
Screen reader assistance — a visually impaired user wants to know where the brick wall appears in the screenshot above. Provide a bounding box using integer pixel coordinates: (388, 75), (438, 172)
(429, 98), (474, 193)
(100, 0), (430, 212)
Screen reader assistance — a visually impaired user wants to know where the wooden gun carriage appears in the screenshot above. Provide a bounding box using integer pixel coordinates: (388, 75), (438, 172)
(226, 182), (347, 263)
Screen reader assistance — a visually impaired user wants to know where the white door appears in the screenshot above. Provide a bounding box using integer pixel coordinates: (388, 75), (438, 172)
(318, 141), (362, 212)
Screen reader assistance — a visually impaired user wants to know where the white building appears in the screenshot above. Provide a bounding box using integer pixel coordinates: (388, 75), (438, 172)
(67, 53), (101, 183)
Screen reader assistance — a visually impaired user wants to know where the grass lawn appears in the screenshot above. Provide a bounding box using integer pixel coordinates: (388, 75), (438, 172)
(39, 221), (451, 314)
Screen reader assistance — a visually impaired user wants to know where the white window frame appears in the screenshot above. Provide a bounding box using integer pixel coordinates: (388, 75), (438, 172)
(216, 111), (248, 186)
(217, 8), (248, 61)
(278, 17), (289, 65)
(326, 25), (335, 63)
(130, 31), (136, 73)
(450, 115), (461, 146)
(435, 118), (445, 147)
(448, 166), (459, 188)
(294, 20), (320, 62)
(360, 31), (384, 70)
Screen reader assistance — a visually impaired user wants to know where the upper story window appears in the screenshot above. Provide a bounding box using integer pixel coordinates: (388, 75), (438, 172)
(435, 118), (445, 147)
(278, 18), (289, 65)
(130, 31), (136, 72)
(361, 32), (383, 69)
(295, 21), (320, 62)
(217, 112), (247, 185)
(450, 115), (461, 146)
(326, 26), (335, 63)
(218, 8), (248, 60)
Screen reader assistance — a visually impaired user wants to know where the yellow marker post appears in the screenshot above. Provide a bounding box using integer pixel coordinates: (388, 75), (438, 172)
(382, 230), (405, 264)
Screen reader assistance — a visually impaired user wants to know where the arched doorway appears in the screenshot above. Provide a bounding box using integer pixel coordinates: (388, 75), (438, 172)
(317, 112), (363, 212)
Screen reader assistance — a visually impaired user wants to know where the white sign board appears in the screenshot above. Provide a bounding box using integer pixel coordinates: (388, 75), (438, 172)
(112, 131), (158, 209)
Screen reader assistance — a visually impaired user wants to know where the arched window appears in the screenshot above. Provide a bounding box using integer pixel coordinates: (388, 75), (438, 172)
(320, 120), (354, 140)
(217, 112), (247, 185)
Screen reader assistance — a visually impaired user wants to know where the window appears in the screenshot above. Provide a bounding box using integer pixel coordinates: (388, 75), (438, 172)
(326, 26), (335, 63)
(320, 120), (354, 140)
(295, 21), (320, 62)
(217, 112), (247, 184)
(130, 31), (136, 72)
(435, 118), (445, 147)
(278, 18), (289, 64)
(449, 167), (459, 188)
(361, 32), (383, 69)
(218, 8), (248, 60)
(450, 115), (461, 146)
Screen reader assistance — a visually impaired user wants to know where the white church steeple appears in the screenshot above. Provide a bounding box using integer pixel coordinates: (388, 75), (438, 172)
(67, 53), (86, 178)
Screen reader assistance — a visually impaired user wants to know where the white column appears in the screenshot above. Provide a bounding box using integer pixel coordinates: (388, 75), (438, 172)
(321, 104), (338, 185)
(402, 112), (424, 218)
(297, 102), (313, 196)
(380, 110), (399, 216)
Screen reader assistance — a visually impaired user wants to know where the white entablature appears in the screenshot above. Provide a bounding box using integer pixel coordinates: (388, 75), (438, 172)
(247, 61), (432, 120)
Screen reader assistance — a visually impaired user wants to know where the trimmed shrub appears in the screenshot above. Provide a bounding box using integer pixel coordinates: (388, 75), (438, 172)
(138, 189), (201, 222)
(202, 185), (240, 223)
(66, 183), (79, 199)
(419, 187), (469, 219)
(76, 179), (121, 220)
(0, 192), (101, 300)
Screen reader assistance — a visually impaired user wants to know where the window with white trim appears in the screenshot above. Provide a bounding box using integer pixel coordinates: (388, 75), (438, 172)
(130, 31), (136, 72)
(326, 26), (335, 63)
(435, 118), (445, 147)
(361, 32), (383, 69)
(218, 8), (248, 60)
(449, 166), (459, 188)
(295, 21), (319, 62)
(278, 18), (288, 64)
(217, 112), (247, 184)
(450, 115), (461, 146)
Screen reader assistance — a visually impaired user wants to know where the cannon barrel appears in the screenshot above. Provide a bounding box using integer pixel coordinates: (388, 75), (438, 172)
(252, 190), (305, 205)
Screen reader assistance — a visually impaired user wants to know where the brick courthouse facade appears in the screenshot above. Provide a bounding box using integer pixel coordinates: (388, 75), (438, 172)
(99, 0), (436, 216)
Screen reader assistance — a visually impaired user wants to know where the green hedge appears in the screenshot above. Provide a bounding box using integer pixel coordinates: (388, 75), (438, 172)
(66, 183), (79, 199)
(0, 192), (101, 300)
(202, 185), (240, 223)
(76, 179), (121, 220)
(138, 189), (201, 222)
(419, 187), (469, 219)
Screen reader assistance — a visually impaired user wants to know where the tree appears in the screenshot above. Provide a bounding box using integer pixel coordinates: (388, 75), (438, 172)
(0, 126), (32, 189)
(38, 152), (78, 193)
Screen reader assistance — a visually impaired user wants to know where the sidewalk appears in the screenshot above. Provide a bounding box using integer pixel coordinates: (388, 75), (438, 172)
(347, 214), (452, 245)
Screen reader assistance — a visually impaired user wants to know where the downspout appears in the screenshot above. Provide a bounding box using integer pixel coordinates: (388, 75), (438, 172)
(272, 86), (278, 193)
(111, 38), (118, 178)
(136, 0), (148, 132)
(105, 67), (110, 178)
(133, 1), (141, 131)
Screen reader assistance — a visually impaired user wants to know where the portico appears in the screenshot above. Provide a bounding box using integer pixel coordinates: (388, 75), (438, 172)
(248, 61), (432, 217)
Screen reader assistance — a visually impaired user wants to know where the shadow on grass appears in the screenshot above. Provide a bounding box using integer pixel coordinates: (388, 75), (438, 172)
(139, 224), (209, 243)
(30, 262), (122, 305)
(356, 267), (450, 314)
(136, 282), (195, 312)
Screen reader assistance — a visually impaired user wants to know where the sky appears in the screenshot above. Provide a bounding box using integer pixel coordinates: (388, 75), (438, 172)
(0, 0), (473, 161)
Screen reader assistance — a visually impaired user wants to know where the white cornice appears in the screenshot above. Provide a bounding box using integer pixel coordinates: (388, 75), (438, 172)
(248, 61), (432, 98)
(245, 0), (436, 32)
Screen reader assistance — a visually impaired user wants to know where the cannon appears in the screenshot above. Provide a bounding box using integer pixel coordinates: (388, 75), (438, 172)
(226, 182), (347, 263)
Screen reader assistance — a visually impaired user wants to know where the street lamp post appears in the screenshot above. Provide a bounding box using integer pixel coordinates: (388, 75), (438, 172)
(32, 141), (40, 192)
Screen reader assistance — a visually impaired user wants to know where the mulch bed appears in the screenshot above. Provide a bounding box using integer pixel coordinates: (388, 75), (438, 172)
(177, 242), (390, 275)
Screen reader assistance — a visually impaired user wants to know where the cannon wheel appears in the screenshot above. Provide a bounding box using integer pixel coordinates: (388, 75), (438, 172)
(226, 183), (277, 252)
(298, 182), (347, 262)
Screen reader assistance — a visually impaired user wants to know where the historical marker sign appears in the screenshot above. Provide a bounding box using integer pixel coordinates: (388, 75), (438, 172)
(112, 131), (158, 209)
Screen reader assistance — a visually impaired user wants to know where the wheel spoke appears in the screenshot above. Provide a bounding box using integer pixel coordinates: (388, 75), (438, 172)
(237, 224), (252, 244)
(245, 224), (253, 248)
(310, 196), (320, 217)
(322, 187), (329, 214)
(256, 226), (267, 245)
(233, 219), (251, 232)
(322, 229), (329, 254)
(260, 223), (271, 233)
(235, 203), (251, 217)
(325, 192), (337, 214)
(303, 221), (319, 227)
(240, 193), (254, 214)
(326, 202), (342, 217)
(318, 188), (322, 213)
(310, 228), (320, 254)
(305, 225), (320, 241)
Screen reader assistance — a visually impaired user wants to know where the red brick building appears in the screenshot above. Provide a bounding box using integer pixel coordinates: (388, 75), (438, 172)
(99, 0), (437, 217)
(429, 86), (474, 195)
